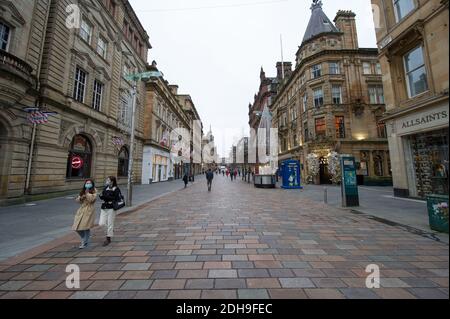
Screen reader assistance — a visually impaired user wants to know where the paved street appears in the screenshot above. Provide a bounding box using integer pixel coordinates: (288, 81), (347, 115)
(0, 180), (191, 261)
(0, 175), (448, 299)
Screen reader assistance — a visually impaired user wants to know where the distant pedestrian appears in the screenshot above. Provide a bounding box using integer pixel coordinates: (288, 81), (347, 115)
(206, 169), (214, 192)
(99, 176), (123, 247)
(183, 173), (188, 188)
(72, 179), (97, 249)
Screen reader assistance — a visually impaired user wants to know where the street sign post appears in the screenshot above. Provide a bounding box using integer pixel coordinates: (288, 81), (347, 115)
(340, 156), (360, 207)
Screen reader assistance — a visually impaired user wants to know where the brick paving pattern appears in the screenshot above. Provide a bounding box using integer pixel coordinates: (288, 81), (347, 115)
(0, 176), (448, 299)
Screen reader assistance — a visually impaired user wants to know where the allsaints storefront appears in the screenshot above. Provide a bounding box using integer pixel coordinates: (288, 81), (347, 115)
(387, 102), (449, 199)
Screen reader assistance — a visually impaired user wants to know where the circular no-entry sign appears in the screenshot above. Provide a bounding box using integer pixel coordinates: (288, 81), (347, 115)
(71, 156), (84, 169)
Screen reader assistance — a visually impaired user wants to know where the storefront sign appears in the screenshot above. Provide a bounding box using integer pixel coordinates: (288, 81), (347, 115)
(396, 104), (449, 135)
(341, 156), (359, 207)
(71, 156), (84, 169)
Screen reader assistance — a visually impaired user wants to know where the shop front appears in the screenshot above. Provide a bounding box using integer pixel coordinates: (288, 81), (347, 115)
(387, 102), (449, 198)
(141, 146), (171, 184)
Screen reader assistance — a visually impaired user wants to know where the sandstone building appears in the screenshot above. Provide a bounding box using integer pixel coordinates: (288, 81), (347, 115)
(0, 0), (150, 205)
(270, 0), (391, 185)
(370, 0), (448, 198)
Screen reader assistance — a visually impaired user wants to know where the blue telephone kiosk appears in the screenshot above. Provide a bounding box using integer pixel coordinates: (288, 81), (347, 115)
(281, 160), (303, 189)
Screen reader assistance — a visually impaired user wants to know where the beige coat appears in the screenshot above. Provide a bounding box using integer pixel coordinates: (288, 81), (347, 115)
(72, 190), (98, 231)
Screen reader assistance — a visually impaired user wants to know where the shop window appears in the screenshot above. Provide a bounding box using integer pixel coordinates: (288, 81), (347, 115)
(0, 22), (11, 51)
(66, 135), (92, 179)
(117, 146), (129, 177)
(404, 46), (428, 98)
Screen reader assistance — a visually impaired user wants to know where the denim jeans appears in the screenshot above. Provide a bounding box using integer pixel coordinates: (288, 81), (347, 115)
(77, 230), (91, 246)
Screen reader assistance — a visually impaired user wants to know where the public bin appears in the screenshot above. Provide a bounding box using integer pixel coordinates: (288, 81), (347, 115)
(427, 194), (449, 233)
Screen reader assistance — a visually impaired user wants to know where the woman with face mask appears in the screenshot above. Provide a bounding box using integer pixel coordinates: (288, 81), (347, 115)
(72, 179), (98, 249)
(99, 176), (122, 246)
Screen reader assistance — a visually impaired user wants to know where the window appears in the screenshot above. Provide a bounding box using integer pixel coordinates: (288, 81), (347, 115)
(302, 94), (308, 112)
(329, 62), (340, 75)
(315, 117), (326, 136)
(66, 135), (92, 179)
(118, 147), (129, 177)
(80, 19), (92, 44)
(120, 94), (131, 126)
(301, 73), (306, 85)
(332, 85), (342, 105)
(374, 153), (384, 177)
(311, 64), (322, 79)
(404, 46), (428, 97)
(393, 0), (416, 22)
(335, 116), (345, 138)
(369, 85), (385, 104)
(73, 67), (87, 103)
(313, 88), (324, 108)
(363, 62), (372, 75)
(0, 22), (11, 51)
(377, 122), (387, 138)
(97, 36), (107, 58)
(92, 80), (103, 111)
(105, 0), (116, 17)
(376, 63), (382, 75)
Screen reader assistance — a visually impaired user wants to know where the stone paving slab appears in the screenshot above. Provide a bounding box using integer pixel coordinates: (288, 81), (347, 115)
(0, 176), (448, 299)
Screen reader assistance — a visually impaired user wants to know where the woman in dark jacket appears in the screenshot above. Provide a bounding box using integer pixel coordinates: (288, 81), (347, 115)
(99, 176), (121, 247)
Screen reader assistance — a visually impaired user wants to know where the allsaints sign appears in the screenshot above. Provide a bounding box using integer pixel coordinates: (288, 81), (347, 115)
(402, 110), (448, 129)
(396, 104), (449, 135)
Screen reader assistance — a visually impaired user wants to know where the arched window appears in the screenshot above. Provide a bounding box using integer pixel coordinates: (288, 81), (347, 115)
(66, 135), (92, 179)
(374, 154), (384, 177)
(118, 146), (129, 177)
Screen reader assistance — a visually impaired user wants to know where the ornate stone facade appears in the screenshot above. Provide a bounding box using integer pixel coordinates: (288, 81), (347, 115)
(371, 0), (449, 198)
(0, 0), (150, 205)
(270, 1), (391, 185)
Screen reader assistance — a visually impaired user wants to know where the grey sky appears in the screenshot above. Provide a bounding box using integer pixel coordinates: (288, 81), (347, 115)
(130, 0), (378, 158)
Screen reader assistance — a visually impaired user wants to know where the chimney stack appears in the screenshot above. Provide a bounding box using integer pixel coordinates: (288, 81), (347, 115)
(276, 62), (293, 80)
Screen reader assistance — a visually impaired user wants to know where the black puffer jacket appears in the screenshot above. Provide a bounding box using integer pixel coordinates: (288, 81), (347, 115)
(99, 187), (121, 210)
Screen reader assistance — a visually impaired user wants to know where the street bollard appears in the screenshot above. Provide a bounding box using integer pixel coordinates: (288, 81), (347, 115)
(324, 187), (328, 204)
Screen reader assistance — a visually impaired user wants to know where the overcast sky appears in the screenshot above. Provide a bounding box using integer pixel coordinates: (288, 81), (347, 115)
(130, 0), (378, 158)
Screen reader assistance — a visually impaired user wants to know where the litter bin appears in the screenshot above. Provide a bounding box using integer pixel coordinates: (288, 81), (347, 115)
(426, 194), (449, 233)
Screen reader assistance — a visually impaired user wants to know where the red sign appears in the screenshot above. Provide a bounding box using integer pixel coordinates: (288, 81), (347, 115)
(71, 156), (84, 169)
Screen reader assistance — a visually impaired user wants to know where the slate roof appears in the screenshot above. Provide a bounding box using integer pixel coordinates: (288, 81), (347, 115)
(302, 0), (340, 44)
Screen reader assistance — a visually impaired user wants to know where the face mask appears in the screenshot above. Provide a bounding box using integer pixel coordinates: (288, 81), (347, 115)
(105, 179), (111, 186)
(85, 183), (93, 190)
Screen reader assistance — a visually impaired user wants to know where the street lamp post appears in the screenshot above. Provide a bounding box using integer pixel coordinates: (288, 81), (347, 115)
(126, 81), (138, 207)
(125, 70), (163, 207)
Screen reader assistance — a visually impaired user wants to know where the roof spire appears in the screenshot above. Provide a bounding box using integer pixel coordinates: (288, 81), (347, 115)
(302, 0), (339, 44)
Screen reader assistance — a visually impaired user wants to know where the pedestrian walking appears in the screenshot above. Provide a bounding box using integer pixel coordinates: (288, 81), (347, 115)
(183, 173), (189, 188)
(72, 179), (97, 249)
(99, 176), (123, 247)
(206, 169), (214, 192)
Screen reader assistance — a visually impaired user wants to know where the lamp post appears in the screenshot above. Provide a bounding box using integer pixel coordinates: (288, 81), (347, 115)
(125, 70), (162, 207)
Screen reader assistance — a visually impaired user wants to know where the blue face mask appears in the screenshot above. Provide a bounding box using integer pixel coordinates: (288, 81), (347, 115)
(85, 183), (93, 190)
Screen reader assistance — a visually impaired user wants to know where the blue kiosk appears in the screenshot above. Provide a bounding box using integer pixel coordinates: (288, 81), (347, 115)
(280, 160), (303, 189)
